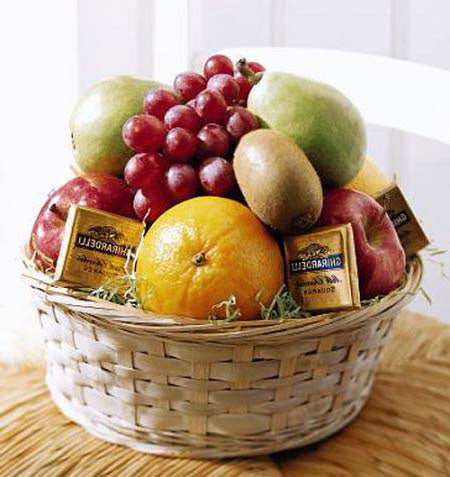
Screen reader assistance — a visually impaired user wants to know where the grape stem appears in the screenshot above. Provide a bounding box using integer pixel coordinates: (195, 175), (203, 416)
(236, 58), (263, 85)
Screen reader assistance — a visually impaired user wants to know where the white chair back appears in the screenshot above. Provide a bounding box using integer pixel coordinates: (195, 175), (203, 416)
(220, 47), (450, 146)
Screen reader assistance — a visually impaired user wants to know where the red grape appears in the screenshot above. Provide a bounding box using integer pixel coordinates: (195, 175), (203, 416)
(199, 157), (236, 197)
(204, 54), (234, 79)
(194, 90), (227, 124)
(133, 186), (172, 223)
(165, 163), (199, 203)
(197, 124), (230, 158)
(174, 72), (206, 102)
(124, 153), (169, 192)
(234, 74), (252, 104)
(207, 74), (240, 105)
(143, 89), (180, 120)
(247, 61), (265, 73)
(164, 105), (201, 133)
(225, 106), (259, 142)
(164, 127), (197, 162)
(122, 114), (167, 153)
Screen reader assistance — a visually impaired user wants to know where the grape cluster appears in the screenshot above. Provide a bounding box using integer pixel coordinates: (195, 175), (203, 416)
(121, 55), (263, 223)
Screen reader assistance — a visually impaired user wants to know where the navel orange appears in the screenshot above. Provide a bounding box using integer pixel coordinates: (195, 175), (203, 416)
(136, 196), (284, 320)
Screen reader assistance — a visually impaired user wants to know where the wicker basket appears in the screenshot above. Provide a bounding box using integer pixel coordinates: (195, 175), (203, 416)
(24, 257), (422, 458)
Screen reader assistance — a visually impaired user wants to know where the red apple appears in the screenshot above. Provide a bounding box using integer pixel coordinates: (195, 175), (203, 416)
(317, 188), (405, 299)
(30, 174), (135, 272)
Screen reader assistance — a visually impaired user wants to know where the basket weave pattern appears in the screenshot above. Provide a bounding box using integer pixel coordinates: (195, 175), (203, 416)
(27, 258), (422, 458)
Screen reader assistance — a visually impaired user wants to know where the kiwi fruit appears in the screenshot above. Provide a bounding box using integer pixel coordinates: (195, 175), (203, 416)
(233, 129), (323, 234)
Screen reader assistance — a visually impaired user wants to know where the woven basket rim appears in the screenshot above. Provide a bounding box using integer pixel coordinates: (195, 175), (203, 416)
(23, 255), (423, 339)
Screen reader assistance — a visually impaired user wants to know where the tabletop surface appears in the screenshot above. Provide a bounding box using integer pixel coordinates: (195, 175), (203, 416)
(1, 311), (449, 477)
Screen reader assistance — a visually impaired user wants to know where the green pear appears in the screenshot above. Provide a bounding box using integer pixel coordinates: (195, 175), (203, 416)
(246, 71), (366, 187)
(70, 76), (169, 176)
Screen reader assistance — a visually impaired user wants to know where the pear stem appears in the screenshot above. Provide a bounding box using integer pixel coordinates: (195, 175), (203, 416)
(236, 58), (263, 85)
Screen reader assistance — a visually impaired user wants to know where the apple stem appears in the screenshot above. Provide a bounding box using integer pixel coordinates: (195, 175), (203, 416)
(236, 58), (263, 85)
(49, 203), (65, 220)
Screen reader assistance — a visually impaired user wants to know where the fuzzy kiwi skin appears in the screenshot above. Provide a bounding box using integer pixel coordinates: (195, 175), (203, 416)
(233, 129), (323, 234)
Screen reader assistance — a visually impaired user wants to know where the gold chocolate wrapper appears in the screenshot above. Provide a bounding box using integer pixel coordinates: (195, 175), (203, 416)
(54, 206), (144, 289)
(376, 183), (430, 257)
(284, 224), (360, 312)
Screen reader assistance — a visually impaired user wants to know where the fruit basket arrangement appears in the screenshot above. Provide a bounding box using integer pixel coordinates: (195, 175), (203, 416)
(24, 54), (425, 458)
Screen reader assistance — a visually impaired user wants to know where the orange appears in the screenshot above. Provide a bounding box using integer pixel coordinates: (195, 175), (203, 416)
(136, 196), (284, 320)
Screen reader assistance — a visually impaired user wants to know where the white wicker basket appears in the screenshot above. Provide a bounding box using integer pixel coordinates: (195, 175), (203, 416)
(24, 257), (422, 458)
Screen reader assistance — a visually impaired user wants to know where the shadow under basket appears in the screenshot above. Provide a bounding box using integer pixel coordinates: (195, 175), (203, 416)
(24, 257), (422, 458)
